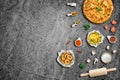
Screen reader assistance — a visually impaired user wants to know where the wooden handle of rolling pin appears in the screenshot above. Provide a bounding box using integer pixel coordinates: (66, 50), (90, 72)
(107, 68), (116, 72)
(80, 73), (89, 77)
(80, 68), (116, 77)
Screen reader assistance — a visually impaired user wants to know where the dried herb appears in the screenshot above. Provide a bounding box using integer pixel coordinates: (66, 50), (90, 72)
(75, 20), (80, 24)
(66, 41), (70, 45)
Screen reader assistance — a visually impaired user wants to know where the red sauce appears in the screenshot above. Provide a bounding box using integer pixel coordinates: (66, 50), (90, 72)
(75, 39), (82, 47)
(110, 36), (116, 42)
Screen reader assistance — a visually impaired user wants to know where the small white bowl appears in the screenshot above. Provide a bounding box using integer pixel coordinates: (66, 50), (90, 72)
(107, 36), (117, 43)
(101, 52), (112, 64)
(87, 30), (104, 47)
(57, 50), (75, 67)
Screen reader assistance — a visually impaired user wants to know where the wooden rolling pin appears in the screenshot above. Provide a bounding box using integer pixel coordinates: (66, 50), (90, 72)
(80, 67), (116, 77)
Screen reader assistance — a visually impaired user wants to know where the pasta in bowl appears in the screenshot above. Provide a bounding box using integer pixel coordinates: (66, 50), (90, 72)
(57, 50), (75, 67)
(87, 30), (104, 47)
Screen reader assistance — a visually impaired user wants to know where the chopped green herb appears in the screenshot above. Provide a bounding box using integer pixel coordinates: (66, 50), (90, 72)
(84, 24), (90, 30)
(96, 7), (103, 12)
(79, 63), (86, 69)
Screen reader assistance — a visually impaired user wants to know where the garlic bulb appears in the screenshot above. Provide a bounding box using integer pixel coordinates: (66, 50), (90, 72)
(112, 50), (117, 54)
(86, 58), (91, 63)
(94, 58), (98, 64)
(92, 50), (96, 55)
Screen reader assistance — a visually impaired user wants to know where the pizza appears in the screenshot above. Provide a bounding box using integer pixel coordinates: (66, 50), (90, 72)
(83, 0), (114, 23)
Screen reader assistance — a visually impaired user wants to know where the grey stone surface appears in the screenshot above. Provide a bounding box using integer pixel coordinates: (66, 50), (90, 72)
(0, 0), (120, 80)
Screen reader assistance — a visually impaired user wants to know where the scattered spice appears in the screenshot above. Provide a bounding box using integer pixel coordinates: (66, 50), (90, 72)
(76, 50), (82, 53)
(110, 26), (116, 33)
(67, 11), (78, 17)
(103, 25), (109, 30)
(72, 19), (80, 28)
(111, 20), (117, 25)
(72, 11), (78, 16)
(66, 40), (70, 45)
(75, 19), (80, 24)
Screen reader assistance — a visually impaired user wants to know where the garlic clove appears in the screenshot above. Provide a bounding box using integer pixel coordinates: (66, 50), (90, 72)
(112, 50), (117, 54)
(94, 58), (98, 64)
(86, 58), (91, 63)
(92, 50), (96, 55)
(106, 45), (110, 51)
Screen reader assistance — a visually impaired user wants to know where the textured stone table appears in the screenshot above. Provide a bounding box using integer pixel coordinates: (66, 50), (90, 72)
(0, 0), (120, 80)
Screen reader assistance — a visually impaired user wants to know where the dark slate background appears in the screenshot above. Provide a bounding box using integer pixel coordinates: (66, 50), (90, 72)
(0, 0), (120, 80)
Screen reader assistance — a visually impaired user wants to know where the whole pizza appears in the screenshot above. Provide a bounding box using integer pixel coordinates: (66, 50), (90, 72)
(83, 0), (114, 23)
